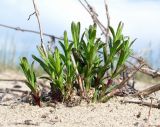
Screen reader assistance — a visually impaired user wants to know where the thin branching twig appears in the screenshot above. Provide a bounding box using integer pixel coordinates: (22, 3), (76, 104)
(106, 63), (145, 98)
(32, 0), (47, 56)
(0, 23), (71, 42)
(27, 12), (36, 20)
(79, 0), (107, 36)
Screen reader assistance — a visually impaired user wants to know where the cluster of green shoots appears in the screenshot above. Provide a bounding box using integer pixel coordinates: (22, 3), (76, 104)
(20, 22), (135, 106)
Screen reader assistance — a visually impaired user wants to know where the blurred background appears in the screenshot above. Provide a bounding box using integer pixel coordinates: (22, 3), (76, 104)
(0, 0), (160, 70)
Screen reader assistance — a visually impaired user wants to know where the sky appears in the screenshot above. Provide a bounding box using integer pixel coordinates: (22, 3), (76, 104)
(0, 0), (160, 67)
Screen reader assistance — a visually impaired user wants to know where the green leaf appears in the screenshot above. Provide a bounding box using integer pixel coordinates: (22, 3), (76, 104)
(59, 41), (66, 55)
(64, 31), (69, 49)
(109, 26), (115, 38)
(32, 55), (51, 75)
(116, 22), (123, 41)
(19, 57), (37, 94)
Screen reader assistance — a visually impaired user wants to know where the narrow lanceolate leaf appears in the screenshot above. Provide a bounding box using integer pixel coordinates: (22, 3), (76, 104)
(129, 38), (136, 48)
(76, 22), (81, 43)
(115, 21), (123, 41)
(20, 57), (37, 93)
(109, 26), (115, 38)
(59, 41), (66, 55)
(71, 22), (80, 49)
(64, 31), (69, 49)
(71, 22), (76, 44)
(32, 55), (51, 75)
(103, 46), (108, 64)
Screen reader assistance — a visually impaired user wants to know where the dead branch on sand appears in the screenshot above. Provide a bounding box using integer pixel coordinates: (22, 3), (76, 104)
(132, 83), (160, 98)
(122, 99), (160, 109)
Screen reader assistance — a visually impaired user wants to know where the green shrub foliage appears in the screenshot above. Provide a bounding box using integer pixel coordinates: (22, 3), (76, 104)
(20, 21), (134, 105)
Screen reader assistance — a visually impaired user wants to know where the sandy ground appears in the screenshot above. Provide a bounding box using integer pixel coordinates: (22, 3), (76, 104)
(0, 71), (160, 127)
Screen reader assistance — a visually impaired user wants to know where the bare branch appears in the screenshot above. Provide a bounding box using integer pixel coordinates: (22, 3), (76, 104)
(117, 64), (145, 89)
(79, 0), (107, 36)
(104, 0), (110, 27)
(140, 67), (160, 78)
(122, 99), (160, 109)
(133, 83), (160, 98)
(0, 23), (70, 42)
(32, 0), (47, 56)
(106, 63), (145, 98)
(128, 55), (160, 78)
(27, 12), (36, 20)
(104, 0), (110, 43)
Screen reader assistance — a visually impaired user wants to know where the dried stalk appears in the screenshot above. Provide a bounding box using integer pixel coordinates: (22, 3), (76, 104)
(32, 0), (47, 56)
(122, 99), (160, 109)
(106, 63), (145, 98)
(104, 0), (110, 43)
(128, 54), (160, 78)
(0, 23), (72, 42)
(132, 83), (160, 98)
(71, 54), (85, 97)
(79, 0), (107, 36)
(140, 67), (160, 78)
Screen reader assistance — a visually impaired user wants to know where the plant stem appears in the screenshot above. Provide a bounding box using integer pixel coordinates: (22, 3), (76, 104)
(32, 0), (47, 56)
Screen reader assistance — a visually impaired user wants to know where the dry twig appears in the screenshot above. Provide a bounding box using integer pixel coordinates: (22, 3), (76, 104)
(0, 23), (72, 42)
(104, 0), (110, 43)
(122, 99), (160, 109)
(32, 0), (47, 56)
(107, 63), (145, 98)
(133, 83), (160, 98)
(79, 0), (107, 36)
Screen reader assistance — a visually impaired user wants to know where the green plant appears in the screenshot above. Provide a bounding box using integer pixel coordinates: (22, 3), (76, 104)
(20, 21), (135, 105)
(74, 24), (104, 92)
(96, 22), (135, 101)
(59, 31), (75, 97)
(32, 47), (64, 101)
(19, 57), (40, 106)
